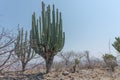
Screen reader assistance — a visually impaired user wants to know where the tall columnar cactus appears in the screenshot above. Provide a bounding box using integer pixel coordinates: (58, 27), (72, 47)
(15, 27), (35, 72)
(30, 1), (65, 73)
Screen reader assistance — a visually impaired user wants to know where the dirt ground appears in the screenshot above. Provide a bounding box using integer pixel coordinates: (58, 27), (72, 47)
(0, 66), (120, 80)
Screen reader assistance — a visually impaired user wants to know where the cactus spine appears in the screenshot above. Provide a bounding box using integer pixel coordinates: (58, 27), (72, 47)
(30, 1), (65, 73)
(15, 27), (35, 72)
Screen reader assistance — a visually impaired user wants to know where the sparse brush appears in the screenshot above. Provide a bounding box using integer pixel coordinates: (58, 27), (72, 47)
(103, 54), (118, 72)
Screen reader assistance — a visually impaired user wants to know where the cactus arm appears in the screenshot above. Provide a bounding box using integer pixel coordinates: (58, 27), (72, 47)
(15, 27), (36, 71)
(30, 1), (65, 73)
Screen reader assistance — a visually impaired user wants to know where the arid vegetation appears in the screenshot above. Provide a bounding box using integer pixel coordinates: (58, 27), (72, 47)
(0, 1), (120, 80)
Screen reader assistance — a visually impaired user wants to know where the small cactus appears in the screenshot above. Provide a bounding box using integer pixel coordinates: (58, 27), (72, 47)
(73, 57), (79, 73)
(75, 58), (79, 65)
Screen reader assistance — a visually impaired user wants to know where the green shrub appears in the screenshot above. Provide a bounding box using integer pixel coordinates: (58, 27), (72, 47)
(103, 54), (118, 71)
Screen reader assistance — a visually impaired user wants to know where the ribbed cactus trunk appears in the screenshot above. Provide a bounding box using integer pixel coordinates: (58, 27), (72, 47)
(22, 62), (26, 72)
(30, 1), (65, 73)
(45, 56), (54, 73)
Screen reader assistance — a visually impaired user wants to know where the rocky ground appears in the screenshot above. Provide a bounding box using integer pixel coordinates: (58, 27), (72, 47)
(1, 66), (120, 80)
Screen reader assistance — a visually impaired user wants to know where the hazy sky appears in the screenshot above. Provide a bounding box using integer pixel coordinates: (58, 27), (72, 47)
(0, 0), (120, 57)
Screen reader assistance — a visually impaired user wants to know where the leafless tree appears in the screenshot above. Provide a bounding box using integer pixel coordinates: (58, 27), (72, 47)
(0, 28), (15, 71)
(84, 51), (91, 69)
(58, 51), (74, 66)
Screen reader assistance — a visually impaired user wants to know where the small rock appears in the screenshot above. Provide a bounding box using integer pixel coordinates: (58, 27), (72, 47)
(62, 71), (69, 76)
(60, 78), (64, 80)
(70, 77), (74, 80)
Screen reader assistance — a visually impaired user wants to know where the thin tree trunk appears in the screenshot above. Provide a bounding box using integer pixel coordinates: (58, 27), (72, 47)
(86, 51), (91, 69)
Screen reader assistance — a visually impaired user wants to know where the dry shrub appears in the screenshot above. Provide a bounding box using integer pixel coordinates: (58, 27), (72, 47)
(52, 61), (65, 72)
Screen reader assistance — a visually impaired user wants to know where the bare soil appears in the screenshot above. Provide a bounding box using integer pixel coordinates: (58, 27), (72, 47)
(1, 66), (120, 80)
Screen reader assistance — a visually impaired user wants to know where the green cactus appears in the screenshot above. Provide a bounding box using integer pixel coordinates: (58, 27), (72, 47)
(113, 37), (120, 53)
(72, 57), (79, 73)
(74, 58), (79, 65)
(103, 54), (118, 72)
(30, 1), (65, 73)
(15, 27), (35, 72)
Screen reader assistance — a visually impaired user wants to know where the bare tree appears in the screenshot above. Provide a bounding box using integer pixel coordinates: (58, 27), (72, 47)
(0, 28), (15, 71)
(84, 51), (91, 69)
(58, 51), (74, 66)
